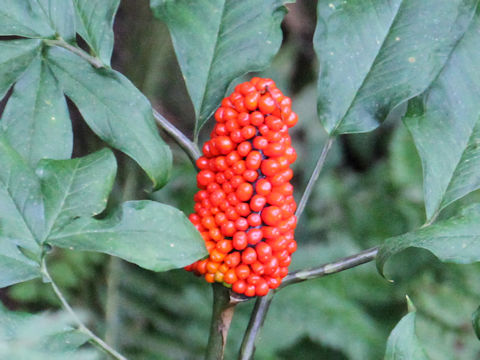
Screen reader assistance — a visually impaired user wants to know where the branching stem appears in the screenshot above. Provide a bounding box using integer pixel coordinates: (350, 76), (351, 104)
(43, 38), (104, 68)
(41, 257), (129, 360)
(238, 246), (379, 359)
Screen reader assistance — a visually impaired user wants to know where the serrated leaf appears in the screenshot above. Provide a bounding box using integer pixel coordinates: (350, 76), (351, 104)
(0, 39), (42, 99)
(48, 201), (207, 271)
(473, 306), (480, 340)
(1, 57), (73, 166)
(73, 0), (120, 65)
(314, 0), (478, 135)
(385, 311), (429, 360)
(0, 303), (99, 360)
(377, 204), (480, 277)
(37, 149), (117, 239)
(46, 47), (172, 190)
(0, 1), (55, 38)
(151, 0), (290, 136)
(404, 9), (480, 221)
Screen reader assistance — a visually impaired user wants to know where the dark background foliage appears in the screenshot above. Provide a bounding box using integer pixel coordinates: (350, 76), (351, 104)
(1, 1), (479, 359)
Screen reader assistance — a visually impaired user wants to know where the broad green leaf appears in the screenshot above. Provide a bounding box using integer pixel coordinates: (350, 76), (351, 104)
(0, 136), (44, 249)
(0, 303), (99, 359)
(377, 204), (480, 277)
(385, 309), (429, 360)
(314, 0), (477, 135)
(0, 39), (42, 99)
(46, 47), (172, 190)
(38, 0), (76, 41)
(473, 306), (480, 340)
(0, 240), (39, 288)
(48, 201), (207, 271)
(0, 136), (43, 287)
(151, 0), (291, 136)
(404, 9), (480, 221)
(1, 57), (73, 166)
(0, 1), (55, 38)
(73, 0), (120, 65)
(37, 149), (117, 239)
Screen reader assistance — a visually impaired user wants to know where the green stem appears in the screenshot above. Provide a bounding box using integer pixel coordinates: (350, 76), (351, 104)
(238, 293), (274, 360)
(43, 38), (104, 68)
(295, 136), (335, 220)
(41, 257), (129, 360)
(153, 109), (201, 165)
(205, 284), (238, 360)
(238, 247), (379, 359)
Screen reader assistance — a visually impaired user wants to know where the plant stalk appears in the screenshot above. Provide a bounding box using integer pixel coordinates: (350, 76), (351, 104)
(295, 136), (335, 220)
(41, 257), (129, 360)
(205, 284), (238, 360)
(153, 109), (201, 165)
(43, 38), (104, 68)
(238, 246), (379, 359)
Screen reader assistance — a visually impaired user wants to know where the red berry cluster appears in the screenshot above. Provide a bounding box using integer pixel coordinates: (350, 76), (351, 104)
(185, 78), (298, 297)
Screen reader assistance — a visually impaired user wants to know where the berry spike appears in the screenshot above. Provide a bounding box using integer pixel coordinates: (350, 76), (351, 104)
(187, 78), (298, 297)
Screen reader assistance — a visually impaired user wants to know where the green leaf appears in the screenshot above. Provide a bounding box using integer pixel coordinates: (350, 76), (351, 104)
(0, 136), (44, 250)
(404, 9), (480, 221)
(0, 136), (44, 287)
(37, 149), (117, 238)
(0, 241), (39, 288)
(385, 306), (429, 360)
(37, 0), (76, 41)
(48, 201), (207, 271)
(377, 204), (480, 277)
(73, 0), (120, 65)
(0, 1), (56, 38)
(46, 47), (172, 190)
(0, 39), (42, 99)
(314, 0), (478, 135)
(151, 0), (290, 136)
(1, 57), (73, 166)
(0, 303), (99, 359)
(473, 306), (480, 340)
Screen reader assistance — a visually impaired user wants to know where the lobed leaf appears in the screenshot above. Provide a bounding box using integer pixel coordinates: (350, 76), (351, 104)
(48, 201), (207, 272)
(151, 0), (291, 137)
(37, 149), (117, 239)
(46, 47), (172, 190)
(404, 8), (480, 221)
(314, 0), (478, 135)
(1, 57), (73, 166)
(73, 0), (120, 65)
(0, 39), (42, 99)
(377, 204), (480, 277)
